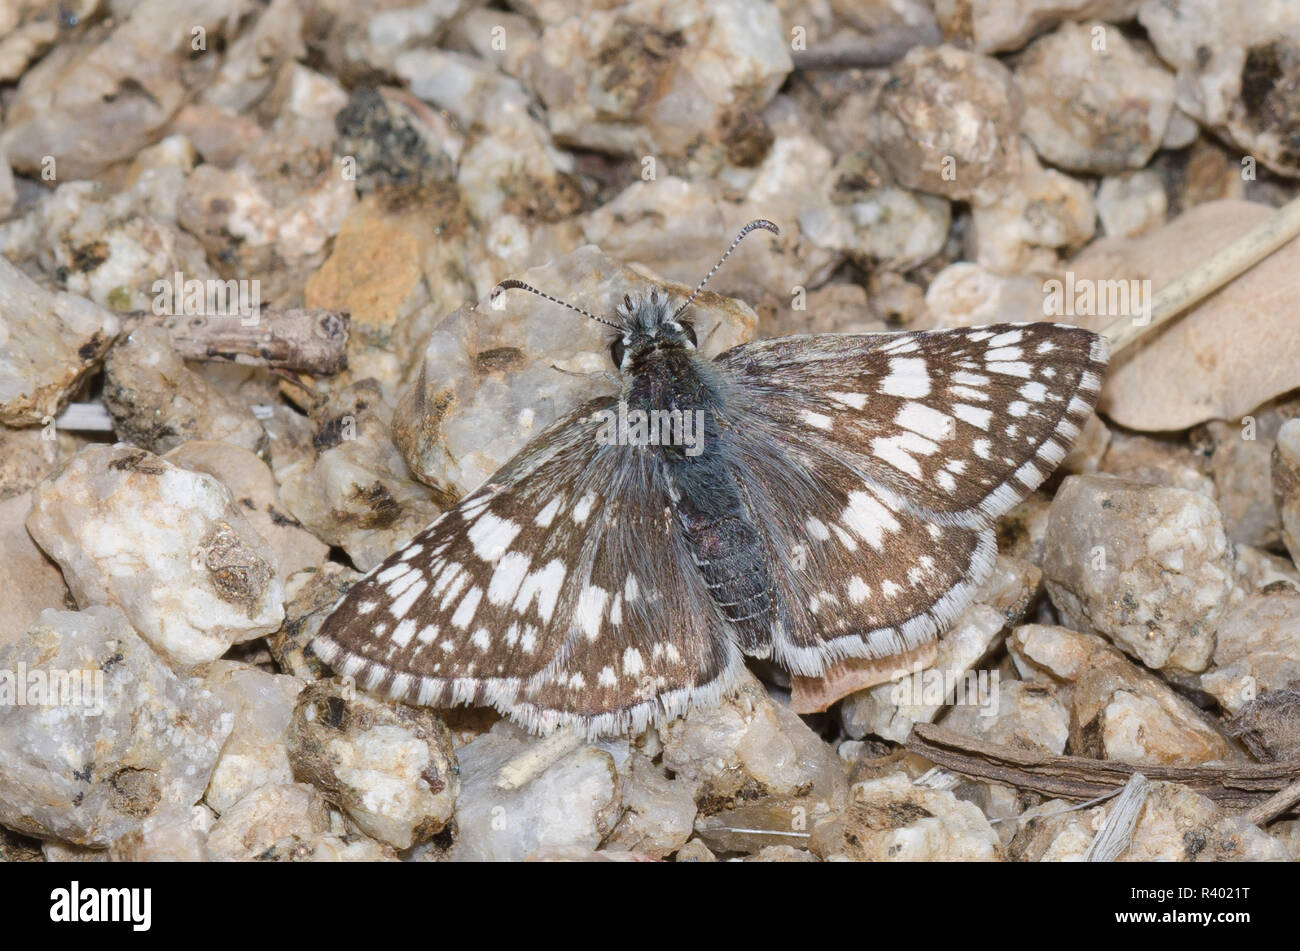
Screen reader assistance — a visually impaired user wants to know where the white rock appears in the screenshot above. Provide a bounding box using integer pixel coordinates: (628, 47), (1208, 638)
(0, 606), (232, 847)
(661, 670), (849, 808)
(519, 0), (791, 158)
(202, 661), (304, 814)
(287, 680), (459, 850)
(27, 444), (284, 669)
(450, 722), (623, 861)
(1043, 475), (1234, 672)
(810, 773), (1000, 861)
(0, 256), (119, 427)
(1096, 170), (1167, 237)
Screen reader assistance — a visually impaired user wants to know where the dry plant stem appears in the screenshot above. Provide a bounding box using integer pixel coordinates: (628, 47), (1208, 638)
(790, 23), (941, 70)
(1103, 193), (1300, 355)
(905, 723), (1300, 808)
(1243, 776), (1300, 826)
(123, 308), (350, 375)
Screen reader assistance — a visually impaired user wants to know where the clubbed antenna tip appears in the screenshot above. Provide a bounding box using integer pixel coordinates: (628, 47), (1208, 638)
(672, 219), (780, 320)
(489, 279), (623, 330)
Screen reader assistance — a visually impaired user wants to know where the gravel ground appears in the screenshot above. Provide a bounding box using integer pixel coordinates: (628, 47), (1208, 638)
(1, 0), (1299, 862)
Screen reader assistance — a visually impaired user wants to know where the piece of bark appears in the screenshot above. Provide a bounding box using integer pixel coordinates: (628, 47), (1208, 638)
(122, 308), (349, 375)
(905, 722), (1300, 807)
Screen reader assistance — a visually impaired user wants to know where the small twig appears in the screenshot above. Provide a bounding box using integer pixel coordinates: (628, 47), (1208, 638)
(791, 23), (942, 70)
(1103, 193), (1300, 356)
(121, 307), (350, 374)
(1244, 776), (1300, 826)
(494, 727), (583, 790)
(905, 723), (1300, 807)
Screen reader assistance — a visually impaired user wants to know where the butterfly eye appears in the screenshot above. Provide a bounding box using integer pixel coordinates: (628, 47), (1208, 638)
(610, 337), (626, 368)
(680, 321), (698, 347)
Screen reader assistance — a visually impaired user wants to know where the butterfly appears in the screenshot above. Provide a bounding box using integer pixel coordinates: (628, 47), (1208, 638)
(312, 220), (1108, 737)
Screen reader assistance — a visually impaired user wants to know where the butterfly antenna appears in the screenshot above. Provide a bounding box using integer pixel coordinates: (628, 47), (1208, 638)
(672, 219), (780, 319)
(490, 279), (623, 330)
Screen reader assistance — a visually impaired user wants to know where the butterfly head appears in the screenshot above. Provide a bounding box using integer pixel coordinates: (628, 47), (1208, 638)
(490, 219), (778, 373)
(609, 287), (697, 371)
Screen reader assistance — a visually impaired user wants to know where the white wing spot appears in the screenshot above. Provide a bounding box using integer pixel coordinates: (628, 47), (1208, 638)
(801, 410), (833, 430)
(576, 585), (609, 641)
(467, 513), (521, 562)
(451, 586), (483, 629)
(520, 627), (538, 654)
(389, 578), (428, 619)
(880, 357), (931, 398)
(1020, 381), (1049, 402)
(513, 560), (566, 623)
(843, 490), (900, 551)
(534, 497), (562, 527)
(896, 402), (954, 441)
(487, 551), (531, 606)
(805, 517), (831, 541)
(953, 403), (992, 430)
(572, 493), (597, 525)
(391, 618), (418, 648)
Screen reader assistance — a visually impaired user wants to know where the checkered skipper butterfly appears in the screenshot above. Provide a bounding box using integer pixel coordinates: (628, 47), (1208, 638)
(313, 220), (1108, 736)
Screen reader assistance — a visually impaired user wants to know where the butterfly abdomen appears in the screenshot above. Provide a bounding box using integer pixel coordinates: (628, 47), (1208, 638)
(668, 452), (774, 653)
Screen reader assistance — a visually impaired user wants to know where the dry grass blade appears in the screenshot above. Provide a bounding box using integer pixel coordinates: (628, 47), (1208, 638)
(1102, 193), (1300, 356)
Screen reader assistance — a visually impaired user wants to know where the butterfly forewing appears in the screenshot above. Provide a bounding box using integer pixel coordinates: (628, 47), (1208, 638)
(313, 397), (744, 736)
(715, 323), (1107, 522)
